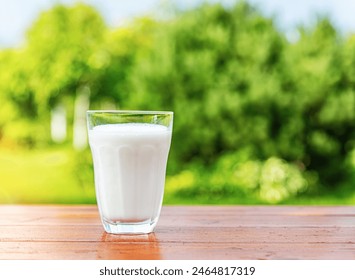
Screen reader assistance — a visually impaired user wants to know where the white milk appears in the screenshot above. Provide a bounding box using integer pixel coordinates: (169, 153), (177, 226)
(88, 123), (172, 224)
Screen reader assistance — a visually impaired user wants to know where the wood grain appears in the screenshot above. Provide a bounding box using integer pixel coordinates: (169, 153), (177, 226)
(0, 205), (354, 259)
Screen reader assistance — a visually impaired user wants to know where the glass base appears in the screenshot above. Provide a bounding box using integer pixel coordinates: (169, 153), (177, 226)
(102, 218), (158, 234)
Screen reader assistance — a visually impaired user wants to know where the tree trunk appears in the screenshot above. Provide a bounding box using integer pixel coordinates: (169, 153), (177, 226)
(73, 86), (90, 150)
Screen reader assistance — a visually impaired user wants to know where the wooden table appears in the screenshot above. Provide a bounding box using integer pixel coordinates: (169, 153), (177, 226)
(0, 205), (355, 259)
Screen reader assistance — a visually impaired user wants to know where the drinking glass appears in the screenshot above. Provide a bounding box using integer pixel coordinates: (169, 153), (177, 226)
(87, 110), (173, 234)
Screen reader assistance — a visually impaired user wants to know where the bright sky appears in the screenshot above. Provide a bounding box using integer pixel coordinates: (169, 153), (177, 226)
(1, 0), (355, 48)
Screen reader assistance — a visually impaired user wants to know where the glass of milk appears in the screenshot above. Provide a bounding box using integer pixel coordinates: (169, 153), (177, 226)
(87, 110), (173, 234)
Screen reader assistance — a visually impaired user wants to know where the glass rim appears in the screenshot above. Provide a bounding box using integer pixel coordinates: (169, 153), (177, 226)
(87, 110), (173, 115)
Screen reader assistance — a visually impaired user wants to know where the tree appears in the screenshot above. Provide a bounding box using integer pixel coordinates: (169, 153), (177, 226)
(120, 2), (354, 197)
(0, 48), (44, 146)
(25, 3), (107, 147)
(286, 19), (355, 188)
(91, 17), (158, 108)
(126, 2), (288, 167)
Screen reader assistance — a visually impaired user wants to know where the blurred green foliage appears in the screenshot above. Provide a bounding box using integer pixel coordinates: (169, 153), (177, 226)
(0, 2), (354, 204)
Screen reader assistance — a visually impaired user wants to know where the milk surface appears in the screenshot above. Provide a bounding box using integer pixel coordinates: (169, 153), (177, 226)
(88, 123), (172, 223)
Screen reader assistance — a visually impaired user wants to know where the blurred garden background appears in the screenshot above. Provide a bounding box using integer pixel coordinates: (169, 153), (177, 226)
(0, 0), (354, 204)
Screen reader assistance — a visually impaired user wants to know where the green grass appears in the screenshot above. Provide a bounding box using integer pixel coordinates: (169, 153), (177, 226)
(0, 146), (96, 204)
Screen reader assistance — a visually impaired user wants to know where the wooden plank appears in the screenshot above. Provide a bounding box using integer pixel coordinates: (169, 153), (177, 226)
(0, 205), (100, 225)
(0, 205), (355, 227)
(0, 225), (355, 244)
(0, 205), (354, 259)
(0, 241), (354, 260)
